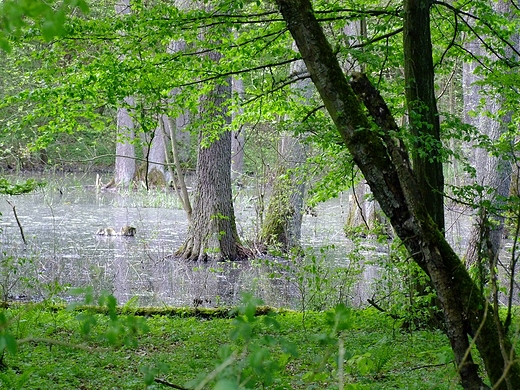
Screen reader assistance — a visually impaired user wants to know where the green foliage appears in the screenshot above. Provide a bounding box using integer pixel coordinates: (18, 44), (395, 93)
(252, 245), (363, 312)
(0, 178), (42, 196)
(0, 297), (468, 389)
(0, 254), (36, 302)
(368, 237), (439, 329)
(68, 288), (150, 347)
(0, 0), (90, 51)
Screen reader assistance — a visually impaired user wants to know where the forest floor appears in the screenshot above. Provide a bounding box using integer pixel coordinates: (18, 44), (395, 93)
(0, 302), (467, 390)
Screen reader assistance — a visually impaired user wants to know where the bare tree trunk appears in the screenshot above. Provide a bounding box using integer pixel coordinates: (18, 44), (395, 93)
(176, 122), (244, 261)
(275, 0), (520, 387)
(231, 77), (245, 180)
(114, 96), (136, 187)
(113, 0), (135, 188)
(176, 52), (246, 261)
(145, 122), (167, 187)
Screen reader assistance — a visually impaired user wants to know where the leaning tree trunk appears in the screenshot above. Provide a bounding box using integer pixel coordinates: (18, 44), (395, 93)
(275, 0), (520, 388)
(176, 58), (246, 261)
(162, 114), (192, 220)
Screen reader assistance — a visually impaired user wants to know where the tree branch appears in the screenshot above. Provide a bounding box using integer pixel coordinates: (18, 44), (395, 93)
(433, 0), (520, 64)
(348, 27), (403, 49)
(154, 378), (189, 390)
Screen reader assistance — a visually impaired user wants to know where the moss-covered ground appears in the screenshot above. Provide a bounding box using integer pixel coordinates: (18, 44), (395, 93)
(0, 304), (462, 389)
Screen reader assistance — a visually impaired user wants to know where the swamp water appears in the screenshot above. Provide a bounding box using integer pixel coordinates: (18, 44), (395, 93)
(0, 174), (383, 309)
(1, 174), (507, 309)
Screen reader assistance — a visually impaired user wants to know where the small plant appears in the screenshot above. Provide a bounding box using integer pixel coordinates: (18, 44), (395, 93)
(259, 245), (363, 313)
(187, 293), (298, 389)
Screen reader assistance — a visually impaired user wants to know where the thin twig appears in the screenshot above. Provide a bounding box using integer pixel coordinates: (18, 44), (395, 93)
(6, 200), (26, 245)
(154, 378), (190, 389)
(194, 352), (237, 390)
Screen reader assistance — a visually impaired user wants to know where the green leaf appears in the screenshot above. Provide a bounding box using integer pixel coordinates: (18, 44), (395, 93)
(214, 379), (239, 390)
(0, 333), (17, 355)
(4, 333), (17, 355)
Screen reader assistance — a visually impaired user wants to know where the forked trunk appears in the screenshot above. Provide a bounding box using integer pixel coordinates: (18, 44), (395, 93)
(275, 0), (520, 387)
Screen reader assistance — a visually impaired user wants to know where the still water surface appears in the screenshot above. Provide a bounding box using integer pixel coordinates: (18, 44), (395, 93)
(1, 174), (500, 309)
(0, 174), (375, 309)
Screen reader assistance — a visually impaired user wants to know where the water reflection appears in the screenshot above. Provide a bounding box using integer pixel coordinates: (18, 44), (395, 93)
(3, 174), (507, 309)
(0, 175), (361, 308)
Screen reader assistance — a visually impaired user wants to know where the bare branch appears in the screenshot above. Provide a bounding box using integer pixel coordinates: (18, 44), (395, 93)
(349, 27), (403, 49)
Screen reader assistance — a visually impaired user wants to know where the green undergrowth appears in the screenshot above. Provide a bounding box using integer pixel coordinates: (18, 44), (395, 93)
(0, 299), (462, 390)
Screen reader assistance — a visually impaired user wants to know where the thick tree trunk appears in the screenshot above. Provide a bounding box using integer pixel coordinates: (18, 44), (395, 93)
(275, 0), (520, 387)
(176, 69), (246, 261)
(403, 0), (444, 232)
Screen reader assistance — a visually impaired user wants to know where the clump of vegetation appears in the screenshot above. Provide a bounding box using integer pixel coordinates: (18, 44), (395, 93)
(0, 292), (462, 390)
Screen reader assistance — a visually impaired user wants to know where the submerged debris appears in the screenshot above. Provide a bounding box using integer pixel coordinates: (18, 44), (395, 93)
(96, 226), (136, 237)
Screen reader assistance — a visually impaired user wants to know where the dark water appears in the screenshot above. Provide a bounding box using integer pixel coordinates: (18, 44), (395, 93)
(0, 174), (376, 308)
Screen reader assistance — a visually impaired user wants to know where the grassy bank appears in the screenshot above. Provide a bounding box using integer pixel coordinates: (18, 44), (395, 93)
(0, 300), (461, 389)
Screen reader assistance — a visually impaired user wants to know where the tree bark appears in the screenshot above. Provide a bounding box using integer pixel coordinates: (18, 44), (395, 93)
(114, 96), (136, 187)
(403, 0), (444, 232)
(274, 0), (520, 388)
(176, 59), (246, 261)
(147, 123), (166, 176)
(231, 77), (245, 180)
(114, 0), (135, 188)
